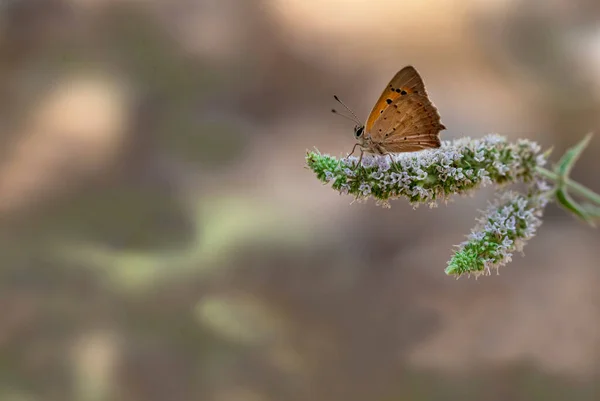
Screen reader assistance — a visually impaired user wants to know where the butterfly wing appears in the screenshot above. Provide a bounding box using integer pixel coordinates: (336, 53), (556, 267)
(365, 66), (427, 132)
(368, 93), (445, 152)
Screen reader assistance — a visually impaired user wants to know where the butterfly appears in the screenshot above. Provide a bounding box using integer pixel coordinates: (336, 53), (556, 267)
(332, 66), (445, 164)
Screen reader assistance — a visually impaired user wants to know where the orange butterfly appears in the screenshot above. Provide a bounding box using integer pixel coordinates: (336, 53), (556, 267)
(333, 66), (445, 164)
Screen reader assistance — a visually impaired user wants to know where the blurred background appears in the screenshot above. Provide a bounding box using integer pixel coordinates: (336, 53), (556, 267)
(0, 0), (599, 400)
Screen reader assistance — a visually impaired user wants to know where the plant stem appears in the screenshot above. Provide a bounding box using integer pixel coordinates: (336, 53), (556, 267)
(536, 167), (600, 205)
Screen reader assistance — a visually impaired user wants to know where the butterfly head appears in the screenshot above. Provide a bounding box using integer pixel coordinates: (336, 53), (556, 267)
(332, 95), (365, 141)
(353, 124), (365, 139)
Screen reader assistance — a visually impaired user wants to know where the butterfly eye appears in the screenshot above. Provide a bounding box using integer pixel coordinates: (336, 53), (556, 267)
(354, 126), (364, 139)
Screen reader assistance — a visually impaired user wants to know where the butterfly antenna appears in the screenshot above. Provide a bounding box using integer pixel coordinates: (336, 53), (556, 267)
(331, 108), (360, 123)
(333, 95), (361, 124)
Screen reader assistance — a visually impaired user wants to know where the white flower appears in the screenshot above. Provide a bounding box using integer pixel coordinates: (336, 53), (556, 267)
(371, 171), (384, 180)
(359, 183), (372, 196)
(361, 155), (376, 168)
(415, 169), (428, 180)
(447, 191), (546, 277)
(343, 156), (359, 167)
(344, 168), (356, 177)
(308, 134), (545, 206)
(376, 157), (391, 172)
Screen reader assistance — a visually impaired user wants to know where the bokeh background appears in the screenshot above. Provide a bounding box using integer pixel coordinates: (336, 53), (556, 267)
(1, 0), (599, 400)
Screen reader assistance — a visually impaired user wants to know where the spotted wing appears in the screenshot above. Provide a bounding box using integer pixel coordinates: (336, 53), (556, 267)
(365, 66), (428, 133)
(369, 94), (445, 152)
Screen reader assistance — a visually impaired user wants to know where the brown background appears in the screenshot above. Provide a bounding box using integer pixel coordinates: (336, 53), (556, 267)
(0, 0), (599, 400)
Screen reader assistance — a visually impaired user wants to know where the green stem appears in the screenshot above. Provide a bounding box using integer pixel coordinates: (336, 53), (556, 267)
(536, 167), (600, 205)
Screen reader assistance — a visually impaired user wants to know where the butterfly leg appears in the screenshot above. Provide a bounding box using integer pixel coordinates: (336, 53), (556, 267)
(355, 149), (364, 169)
(347, 143), (360, 158)
(385, 153), (396, 168)
(346, 143), (364, 169)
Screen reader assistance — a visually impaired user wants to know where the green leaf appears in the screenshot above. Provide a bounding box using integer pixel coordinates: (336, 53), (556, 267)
(556, 187), (596, 227)
(581, 203), (600, 218)
(542, 146), (554, 160)
(553, 133), (597, 227)
(555, 133), (593, 178)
